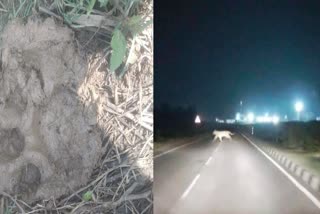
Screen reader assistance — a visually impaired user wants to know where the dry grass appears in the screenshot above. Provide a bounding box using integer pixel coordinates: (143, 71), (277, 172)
(0, 0), (153, 213)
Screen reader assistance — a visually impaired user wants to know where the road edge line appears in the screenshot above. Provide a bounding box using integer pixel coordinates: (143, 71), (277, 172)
(241, 133), (320, 210)
(154, 136), (207, 159)
(154, 141), (197, 159)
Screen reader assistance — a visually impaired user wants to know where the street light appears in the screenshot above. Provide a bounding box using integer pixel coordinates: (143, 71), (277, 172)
(294, 101), (304, 121)
(195, 115), (201, 124)
(236, 112), (241, 121)
(247, 112), (255, 123)
(272, 115), (279, 124)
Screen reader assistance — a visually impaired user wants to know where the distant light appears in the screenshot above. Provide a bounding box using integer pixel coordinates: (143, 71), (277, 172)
(256, 116), (264, 123)
(256, 115), (273, 123)
(195, 115), (201, 124)
(236, 112), (241, 120)
(317, 117), (320, 121)
(295, 101), (304, 112)
(247, 112), (255, 123)
(284, 115), (288, 120)
(227, 119), (235, 124)
(216, 118), (225, 123)
(272, 115), (279, 124)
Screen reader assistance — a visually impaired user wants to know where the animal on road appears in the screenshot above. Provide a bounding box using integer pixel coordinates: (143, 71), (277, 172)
(212, 130), (234, 142)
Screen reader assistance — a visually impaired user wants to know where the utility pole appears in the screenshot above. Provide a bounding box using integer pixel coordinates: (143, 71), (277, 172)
(240, 100), (243, 118)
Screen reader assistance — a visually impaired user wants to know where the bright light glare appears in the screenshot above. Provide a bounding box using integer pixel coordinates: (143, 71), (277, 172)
(247, 112), (255, 123)
(256, 114), (279, 124)
(256, 115), (273, 123)
(295, 101), (304, 112)
(256, 116), (265, 123)
(195, 115), (201, 124)
(272, 115), (279, 124)
(236, 112), (241, 120)
(227, 119), (235, 124)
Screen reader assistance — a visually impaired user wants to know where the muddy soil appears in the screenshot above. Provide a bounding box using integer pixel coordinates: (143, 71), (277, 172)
(0, 17), (102, 202)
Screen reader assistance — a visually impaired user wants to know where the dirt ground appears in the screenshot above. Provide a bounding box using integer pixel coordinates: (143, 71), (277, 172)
(0, 2), (153, 212)
(0, 17), (105, 202)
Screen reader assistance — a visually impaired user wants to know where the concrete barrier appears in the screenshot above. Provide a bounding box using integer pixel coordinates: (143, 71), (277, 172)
(265, 147), (319, 193)
(243, 134), (320, 193)
(310, 176), (320, 191)
(281, 156), (286, 164)
(290, 163), (298, 173)
(295, 167), (303, 177)
(302, 170), (311, 184)
(285, 159), (291, 168)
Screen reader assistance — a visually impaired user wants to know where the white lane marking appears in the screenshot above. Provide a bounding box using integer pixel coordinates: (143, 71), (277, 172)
(205, 142), (221, 166)
(213, 141), (221, 155)
(241, 133), (320, 210)
(180, 174), (201, 200)
(205, 156), (212, 166)
(154, 140), (203, 159)
(180, 141), (221, 201)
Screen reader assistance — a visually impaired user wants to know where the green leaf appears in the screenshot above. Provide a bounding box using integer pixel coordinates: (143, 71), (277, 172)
(86, 0), (96, 15)
(110, 29), (127, 71)
(83, 191), (93, 201)
(98, 0), (109, 7)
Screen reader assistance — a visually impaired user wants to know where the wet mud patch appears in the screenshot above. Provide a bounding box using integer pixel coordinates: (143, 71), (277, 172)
(0, 17), (102, 202)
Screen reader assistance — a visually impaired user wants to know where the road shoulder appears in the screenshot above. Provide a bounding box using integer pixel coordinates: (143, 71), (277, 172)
(242, 133), (320, 200)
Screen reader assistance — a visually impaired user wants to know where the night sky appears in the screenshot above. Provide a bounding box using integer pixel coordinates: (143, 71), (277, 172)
(155, 1), (320, 120)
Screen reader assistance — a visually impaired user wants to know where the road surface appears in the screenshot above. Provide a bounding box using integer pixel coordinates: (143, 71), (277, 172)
(154, 133), (320, 214)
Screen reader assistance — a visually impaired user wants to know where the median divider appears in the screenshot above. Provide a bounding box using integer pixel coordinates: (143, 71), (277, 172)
(242, 133), (320, 194)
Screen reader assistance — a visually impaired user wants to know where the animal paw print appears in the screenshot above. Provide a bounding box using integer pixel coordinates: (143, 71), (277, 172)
(13, 163), (41, 196)
(0, 128), (25, 163)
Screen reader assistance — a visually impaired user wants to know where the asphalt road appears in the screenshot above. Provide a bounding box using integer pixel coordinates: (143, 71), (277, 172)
(154, 133), (320, 214)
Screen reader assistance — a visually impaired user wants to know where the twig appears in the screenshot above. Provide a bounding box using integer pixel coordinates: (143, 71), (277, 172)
(0, 192), (25, 214)
(59, 164), (130, 206)
(112, 135), (152, 202)
(39, 6), (63, 21)
(1, 196), (4, 214)
(83, 25), (102, 48)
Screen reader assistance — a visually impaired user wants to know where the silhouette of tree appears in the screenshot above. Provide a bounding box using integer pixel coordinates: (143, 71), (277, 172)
(155, 103), (198, 139)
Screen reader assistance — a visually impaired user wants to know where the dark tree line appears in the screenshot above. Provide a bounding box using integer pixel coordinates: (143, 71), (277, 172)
(245, 121), (320, 151)
(154, 104), (198, 140)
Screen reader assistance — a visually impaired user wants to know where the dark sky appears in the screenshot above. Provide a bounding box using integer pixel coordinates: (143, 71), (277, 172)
(155, 0), (320, 119)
